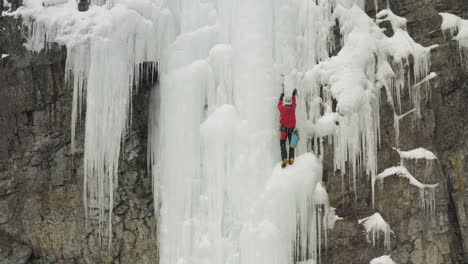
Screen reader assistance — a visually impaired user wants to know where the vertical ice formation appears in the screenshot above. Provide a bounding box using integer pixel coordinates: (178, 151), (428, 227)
(393, 108), (415, 147)
(150, 1), (340, 263)
(150, 0), (275, 263)
(370, 255), (396, 264)
(358, 213), (393, 251)
(13, 0), (168, 245)
(376, 9), (437, 120)
(440, 13), (468, 66)
(240, 154), (326, 264)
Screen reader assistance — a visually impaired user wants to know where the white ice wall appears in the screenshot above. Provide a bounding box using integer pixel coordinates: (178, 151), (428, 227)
(12, 0), (440, 262)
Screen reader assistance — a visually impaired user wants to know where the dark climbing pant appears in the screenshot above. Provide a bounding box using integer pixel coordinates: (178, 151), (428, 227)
(280, 126), (295, 161)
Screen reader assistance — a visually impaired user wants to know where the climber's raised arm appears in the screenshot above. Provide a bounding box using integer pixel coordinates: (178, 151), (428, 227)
(292, 89), (297, 109)
(278, 92), (285, 111)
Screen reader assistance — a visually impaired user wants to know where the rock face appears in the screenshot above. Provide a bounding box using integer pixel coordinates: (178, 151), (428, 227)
(0, 0), (467, 264)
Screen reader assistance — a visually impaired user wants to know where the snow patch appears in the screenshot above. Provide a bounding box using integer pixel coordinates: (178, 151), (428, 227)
(394, 147), (438, 160)
(370, 255), (396, 264)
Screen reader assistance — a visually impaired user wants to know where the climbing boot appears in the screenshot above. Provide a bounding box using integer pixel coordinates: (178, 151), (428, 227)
(288, 158), (294, 165)
(281, 159), (288, 168)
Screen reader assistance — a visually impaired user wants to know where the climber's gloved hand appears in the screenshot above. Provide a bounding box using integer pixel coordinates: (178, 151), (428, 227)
(280, 92), (285, 100)
(292, 88), (297, 97)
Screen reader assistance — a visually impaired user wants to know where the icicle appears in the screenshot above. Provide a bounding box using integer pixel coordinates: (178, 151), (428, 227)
(374, 165), (439, 213)
(358, 213), (393, 251)
(439, 13), (468, 67)
(393, 108), (416, 147)
(376, 9), (437, 120)
(13, 0), (165, 247)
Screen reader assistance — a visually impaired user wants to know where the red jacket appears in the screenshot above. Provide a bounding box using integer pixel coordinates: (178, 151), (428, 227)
(278, 96), (296, 128)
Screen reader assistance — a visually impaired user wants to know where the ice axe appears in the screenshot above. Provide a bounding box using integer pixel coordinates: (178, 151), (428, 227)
(280, 74), (285, 93)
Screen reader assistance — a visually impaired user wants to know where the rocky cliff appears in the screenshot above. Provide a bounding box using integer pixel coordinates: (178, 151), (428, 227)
(0, 0), (467, 263)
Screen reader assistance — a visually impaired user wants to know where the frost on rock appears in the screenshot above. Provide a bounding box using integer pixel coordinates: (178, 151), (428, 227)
(370, 255), (396, 264)
(1, 54), (9, 59)
(12, 0), (167, 246)
(358, 213), (393, 251)
(440, 13), (468, 66)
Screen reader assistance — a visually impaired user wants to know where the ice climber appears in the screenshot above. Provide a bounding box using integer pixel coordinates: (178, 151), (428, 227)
(278, 88), (298, 168)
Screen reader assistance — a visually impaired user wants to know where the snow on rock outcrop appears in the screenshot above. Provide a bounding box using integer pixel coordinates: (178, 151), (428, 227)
(358, 213), (393, 250)
(440, 13), (468, 65)
(370, 255), (396, 264)
(372, 147), (439, 210)
(373, 166), (438, 213)
(394, 147), (438, 186)
(2, 0), (11, 14)
(394, 147), (438, 160)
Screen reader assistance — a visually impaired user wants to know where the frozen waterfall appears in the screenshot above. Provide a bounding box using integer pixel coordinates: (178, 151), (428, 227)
(12, 0), (440, 262)
(149, 1), (340, 263)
